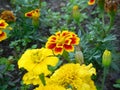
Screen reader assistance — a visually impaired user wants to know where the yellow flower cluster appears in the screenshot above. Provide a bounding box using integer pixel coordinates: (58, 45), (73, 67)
(47, 63), (96, 90)
(18, 48), (59, 85)
(18, 48), (59, 75)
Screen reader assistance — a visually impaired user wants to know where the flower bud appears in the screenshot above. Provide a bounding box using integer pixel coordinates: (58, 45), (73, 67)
(72, 5), (80, 22)
(102, 49), (112, 67)
(75, 45), (84, 65)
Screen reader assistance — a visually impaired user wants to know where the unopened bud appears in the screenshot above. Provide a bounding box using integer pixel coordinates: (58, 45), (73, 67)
(72, 5), (80, 22)
(75, 46), (84, 65)
(102, 49), (112, 67)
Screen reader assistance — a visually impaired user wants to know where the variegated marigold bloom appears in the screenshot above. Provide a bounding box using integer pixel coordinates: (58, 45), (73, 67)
(22, 72), (43, 85)
(45, 31), (80, 55)
(25, 9), (40, 20)
(0, 19), (8, 29)
(88, 0), (96, 5)
(48, 63), (96, 90)
(18, 48), (59, 76)
(0, 10), (16, 22)
(0, 30), (7, 42)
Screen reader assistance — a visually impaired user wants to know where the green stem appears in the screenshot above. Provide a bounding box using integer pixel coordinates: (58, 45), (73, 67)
(62, 51), (71, 63)
(106, 15), (114, 34)
(101, 12), (106, 38)
(101, 67), (108, 90)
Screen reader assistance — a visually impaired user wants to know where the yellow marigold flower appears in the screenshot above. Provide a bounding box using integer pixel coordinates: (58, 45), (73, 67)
(0, 31), (7, 42)
(48, 63), (96, 90)
(25, 9), (40, 19)
(22, 72), (43, 85)
(0, 10), (16, 22)
(0, 19), (8, 29)
(45, 31), (80, 55)
(88, 0), (95, 5)
(18, 48), (59, 76)
(34, 85), (68, 90)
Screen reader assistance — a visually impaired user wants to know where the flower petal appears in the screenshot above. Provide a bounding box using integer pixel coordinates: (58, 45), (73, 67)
(46, 43), (56, 49)
(64, 44), (74, 52)
(54, 47), (63, 55)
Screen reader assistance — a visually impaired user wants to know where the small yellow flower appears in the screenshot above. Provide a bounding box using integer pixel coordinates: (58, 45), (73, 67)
(88, 0), (95, 5)
(0, 19), (8, 29)
(45, 31), (80, 55)
(0, 31), (7, 42)
(18, 48), (59, 76)
(102, 49), (112, 67)
(48, 63), (96, 90)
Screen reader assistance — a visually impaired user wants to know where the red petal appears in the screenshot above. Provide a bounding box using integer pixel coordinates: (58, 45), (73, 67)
(46, 43), (56, 49)
(70, 37), (78, 44)
(54, 47), (63, 55)
(64, 44), (74, 52)
(0, 22), (5, 26)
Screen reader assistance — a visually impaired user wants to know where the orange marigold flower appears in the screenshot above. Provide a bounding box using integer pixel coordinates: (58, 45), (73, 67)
(0, 19), (8, 29)
(0, 31), (7, 42)
(0, 10), (16, 22)
(88, 0), (95, 5)
(25, 9), (40, 19)
(45, 31), (80, 55)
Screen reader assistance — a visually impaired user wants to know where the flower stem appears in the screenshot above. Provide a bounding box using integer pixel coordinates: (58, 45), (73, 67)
(101, 67), (108, 90)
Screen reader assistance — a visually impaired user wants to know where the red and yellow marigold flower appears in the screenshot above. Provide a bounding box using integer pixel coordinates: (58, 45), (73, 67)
(45, 31), (80, 55)
(88, 0), (95, 5)
(0, 30), (7, 42)
(25, 9), (40, 20)
(0, 19), (8, 29)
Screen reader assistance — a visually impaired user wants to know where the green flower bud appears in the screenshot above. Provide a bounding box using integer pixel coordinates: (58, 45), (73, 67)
(102, 49), (112, 67)
(72, 5), (80, 22)
(75, 46), (84, 65)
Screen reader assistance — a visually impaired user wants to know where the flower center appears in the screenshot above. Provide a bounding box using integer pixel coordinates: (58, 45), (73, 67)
(57, 36), (65, 44)
(31, 51), (43, 63)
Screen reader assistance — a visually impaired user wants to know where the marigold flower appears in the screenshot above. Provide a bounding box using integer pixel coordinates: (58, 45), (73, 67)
(0, 31), (7, 42)
(18, 48), (59, 76)
(22, 72), (43, 85)
(34, 85), (68, 90)
(0, 19), (8, 29)
(48, 63), (96, 90)
(88, 0), (95, 5)
(25, 9), (40, 20)
(0, 10), (16, 22)
(45, 31), (80, 55)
